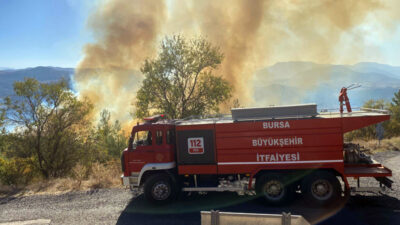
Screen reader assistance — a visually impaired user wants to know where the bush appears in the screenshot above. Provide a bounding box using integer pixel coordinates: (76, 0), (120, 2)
(0, 157), (36, 186)
(345, 98), (398, 141)
(88, 160), (121, 189)
(71, 164), (90, 189)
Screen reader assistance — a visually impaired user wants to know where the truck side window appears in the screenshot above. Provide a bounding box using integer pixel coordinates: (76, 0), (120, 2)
(166, 129), (175, 144)
(133, 130), (152, 147)
(156, 130), (163, 145)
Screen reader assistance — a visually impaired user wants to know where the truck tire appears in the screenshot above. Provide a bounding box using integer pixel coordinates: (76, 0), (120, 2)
(301, 171), (341, 206)
(256, 173), (292, 205)
(144, 173), (177, 204)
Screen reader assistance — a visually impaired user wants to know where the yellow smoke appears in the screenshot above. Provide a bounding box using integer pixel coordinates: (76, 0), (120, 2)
(76, 0), (399, 125)
(75, 0), (166, 126)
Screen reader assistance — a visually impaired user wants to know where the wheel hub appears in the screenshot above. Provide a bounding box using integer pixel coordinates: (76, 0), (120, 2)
(311, 179), (332, 200)
(264, 180), (284, 199)
(152, 181), (170, 200)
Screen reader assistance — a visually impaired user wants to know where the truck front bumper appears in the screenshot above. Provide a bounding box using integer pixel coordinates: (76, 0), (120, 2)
(121, 174), (140, 187)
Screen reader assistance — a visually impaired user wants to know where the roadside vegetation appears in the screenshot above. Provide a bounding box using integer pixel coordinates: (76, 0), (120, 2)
(350, 137), (400, 154)
(0, 35), (233, 195)
(345, 90), (400, 151)
(0, 77), (127, 194)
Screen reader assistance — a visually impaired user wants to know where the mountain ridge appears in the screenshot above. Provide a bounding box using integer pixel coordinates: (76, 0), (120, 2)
(1, 63), (399, 109)
(253, 62), (400, 109)
(0, 66), (74, 98)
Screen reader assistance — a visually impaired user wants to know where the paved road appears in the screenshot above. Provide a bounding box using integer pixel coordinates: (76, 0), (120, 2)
(1, 151), (399, 225)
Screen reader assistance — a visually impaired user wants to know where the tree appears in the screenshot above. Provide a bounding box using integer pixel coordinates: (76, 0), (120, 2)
(95, 109), (127, 158)
(392, 89), (400, 106)
(3, 78), (92, 178)
(135, 35), (232, 119)
(387, 89), (400, 136)
(0, 109), (5, 151)
(345, 99), (390, 141)
(363, 99), (387, 110)
(0, 108), (4, 130)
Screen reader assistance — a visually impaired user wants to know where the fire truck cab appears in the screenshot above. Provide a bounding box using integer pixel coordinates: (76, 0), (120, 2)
(122, 116), (177, 189)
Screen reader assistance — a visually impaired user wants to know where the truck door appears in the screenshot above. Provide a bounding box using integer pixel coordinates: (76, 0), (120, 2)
(127, 129), (155, 173)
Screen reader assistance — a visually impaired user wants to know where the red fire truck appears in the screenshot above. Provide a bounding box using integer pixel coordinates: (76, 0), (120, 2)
(121, 88), (393, 205)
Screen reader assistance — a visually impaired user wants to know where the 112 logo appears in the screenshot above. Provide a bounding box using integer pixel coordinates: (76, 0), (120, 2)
(187, 137), (204, 154)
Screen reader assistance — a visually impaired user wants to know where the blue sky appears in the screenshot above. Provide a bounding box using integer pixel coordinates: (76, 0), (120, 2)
(0, 0), (95, 68)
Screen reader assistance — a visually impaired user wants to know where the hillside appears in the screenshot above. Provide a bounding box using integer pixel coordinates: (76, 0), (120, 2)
(0, 67), (74, 98)
(253, 62), (400, 109)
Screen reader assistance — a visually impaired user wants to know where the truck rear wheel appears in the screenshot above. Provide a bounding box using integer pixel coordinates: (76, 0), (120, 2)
(144, 173), (177, 203)
(301, 171), (341, 206)
(256, 173), (292, 205)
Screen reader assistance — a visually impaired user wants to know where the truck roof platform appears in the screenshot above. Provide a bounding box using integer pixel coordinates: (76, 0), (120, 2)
(173, 108), (389, 126)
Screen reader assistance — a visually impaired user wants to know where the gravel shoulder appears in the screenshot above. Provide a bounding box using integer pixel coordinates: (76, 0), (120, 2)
(1, 151), (399, 225)
(0, 188), (133, 225)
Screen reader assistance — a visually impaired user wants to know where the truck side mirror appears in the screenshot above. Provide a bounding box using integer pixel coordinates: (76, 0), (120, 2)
(128, 136), (133, 151)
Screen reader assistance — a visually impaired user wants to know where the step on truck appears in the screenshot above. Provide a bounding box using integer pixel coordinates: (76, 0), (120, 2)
(121, 88), (393, 205)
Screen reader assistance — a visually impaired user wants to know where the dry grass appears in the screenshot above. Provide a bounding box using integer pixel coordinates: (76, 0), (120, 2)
(87, 161), (122, 189)
(0, 160), (124, 197)
(350, 137), (400, 154)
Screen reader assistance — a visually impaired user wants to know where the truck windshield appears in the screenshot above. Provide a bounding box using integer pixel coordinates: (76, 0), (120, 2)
(132, 130), (152, 149)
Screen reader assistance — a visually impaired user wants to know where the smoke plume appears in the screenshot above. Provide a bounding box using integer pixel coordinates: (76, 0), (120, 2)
(75, 0), (166, 125)
(192, 0), (266, 104)
(76, 0), (399, 125)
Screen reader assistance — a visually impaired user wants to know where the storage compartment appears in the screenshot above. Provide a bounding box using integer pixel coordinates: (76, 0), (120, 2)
(176, 129), (215, 165)
(231, 104), (317, 120)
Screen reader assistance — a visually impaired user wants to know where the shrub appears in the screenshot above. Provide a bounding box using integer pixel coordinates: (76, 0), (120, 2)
(0, 157), (36, 186)
(71, 163), (90, 189)
(88, 160), (122, 189)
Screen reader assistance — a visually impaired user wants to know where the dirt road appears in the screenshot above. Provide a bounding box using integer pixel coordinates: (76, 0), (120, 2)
(1, 151), (399, 225)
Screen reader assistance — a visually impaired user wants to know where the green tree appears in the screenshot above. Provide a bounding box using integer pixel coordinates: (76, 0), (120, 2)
(95, 109), (127, 158)
(3, 78), (92, 178)
(0, 108), (4, 130)
(392, 89), (400, 106)
(387, 89), (400, 136)
(345, 99), (390, 141)
(363, 99), (388, 110)
(0, 109), (6, 153)
(135, 35), (232, 119)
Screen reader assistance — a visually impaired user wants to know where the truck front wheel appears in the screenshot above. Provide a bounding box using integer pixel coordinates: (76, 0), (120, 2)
(256, 173), (292, 205)
(301, 171), (341, 206)
(144, 173), (177, 203)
